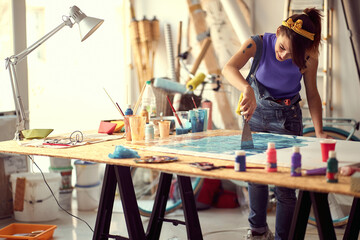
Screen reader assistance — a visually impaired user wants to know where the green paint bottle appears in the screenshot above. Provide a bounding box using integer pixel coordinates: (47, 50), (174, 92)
(327, 151), (338, 183)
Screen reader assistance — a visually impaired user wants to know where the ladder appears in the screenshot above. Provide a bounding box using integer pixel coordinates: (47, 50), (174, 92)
(284, 0), (333, 118)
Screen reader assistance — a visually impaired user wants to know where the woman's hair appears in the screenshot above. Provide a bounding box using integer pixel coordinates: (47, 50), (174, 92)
(278, 8), (322, 69)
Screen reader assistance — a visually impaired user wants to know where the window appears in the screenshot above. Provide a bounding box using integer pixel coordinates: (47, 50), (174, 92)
(0, 0), (15, 113)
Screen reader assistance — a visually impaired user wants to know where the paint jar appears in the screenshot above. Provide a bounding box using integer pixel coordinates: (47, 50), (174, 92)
(76, 182), (101, 211)
(129, 115), (146, 143)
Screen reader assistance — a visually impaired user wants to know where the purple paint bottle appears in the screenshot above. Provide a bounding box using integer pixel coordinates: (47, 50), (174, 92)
(235, 150), (246, 172)
(291, 146), (301, 177)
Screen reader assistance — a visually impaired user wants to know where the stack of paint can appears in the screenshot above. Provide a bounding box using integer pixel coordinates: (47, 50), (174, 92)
(74, 160), (101, 211)
(49, 157), (73, 210)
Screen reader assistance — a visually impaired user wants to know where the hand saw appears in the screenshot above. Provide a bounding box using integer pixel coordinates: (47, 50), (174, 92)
(236, 93), (254, 149)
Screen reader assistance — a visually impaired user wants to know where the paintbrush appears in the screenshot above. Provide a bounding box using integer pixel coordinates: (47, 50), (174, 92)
(166, 95), (184, 128)
(236, 93), (254, 149)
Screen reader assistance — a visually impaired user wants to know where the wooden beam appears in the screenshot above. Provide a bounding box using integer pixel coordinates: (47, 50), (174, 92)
(186, 0), (239, 130)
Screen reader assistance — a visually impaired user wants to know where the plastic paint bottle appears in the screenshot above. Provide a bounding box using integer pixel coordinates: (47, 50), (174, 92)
(142, 80), (157, 118)
(125, 105), (133, 116)
(145, 123), (154, 141)
(266, 142), (277, 172)
(235, 150), (246, 172)
(327, 151), (338, 183)
(141, 106), (149, 124)
(291, 146), (302, 177)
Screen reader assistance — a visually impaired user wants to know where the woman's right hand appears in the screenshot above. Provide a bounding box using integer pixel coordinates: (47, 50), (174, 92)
(240, 86), (257, 121)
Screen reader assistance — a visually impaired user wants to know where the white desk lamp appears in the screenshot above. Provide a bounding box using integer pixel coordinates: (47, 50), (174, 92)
(5, 5), (104, 140)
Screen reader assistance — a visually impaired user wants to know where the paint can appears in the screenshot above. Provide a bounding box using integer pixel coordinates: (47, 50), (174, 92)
(74, 160), (100, 186)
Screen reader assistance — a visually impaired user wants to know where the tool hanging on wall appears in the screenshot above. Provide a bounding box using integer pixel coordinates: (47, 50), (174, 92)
(128, 1), (160, 92)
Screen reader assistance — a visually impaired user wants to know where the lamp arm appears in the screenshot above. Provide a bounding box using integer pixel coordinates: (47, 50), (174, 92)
(5, 16), (73, 140)
(7, 16), (73, 65)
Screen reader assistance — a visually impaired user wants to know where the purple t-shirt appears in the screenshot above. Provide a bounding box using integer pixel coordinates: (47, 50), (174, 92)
(255, 33), (302, 99)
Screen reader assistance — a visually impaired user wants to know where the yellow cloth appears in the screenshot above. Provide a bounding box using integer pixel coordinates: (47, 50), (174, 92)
(110, 120), (125, 132)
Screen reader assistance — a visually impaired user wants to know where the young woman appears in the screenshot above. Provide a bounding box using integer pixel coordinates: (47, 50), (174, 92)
(222, 8), (328, 240)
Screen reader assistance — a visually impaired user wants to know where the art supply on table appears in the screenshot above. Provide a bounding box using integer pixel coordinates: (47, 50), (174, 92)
(125, 105), (134, 116)
(350, 172), (360, 192)
(320, 139), (336, 162)
(124, 115), (132, 141)
(166, 95), (183, 128)
(135, 155), (178, 163)
(236, 93), (254, 149)
(327, 151), (338, 183)
(145, 123), (155, 141)
(129, 116), (146, 143)
(158, 120), (171, 138)
(108, 145), (140, 159)
(98, 121), (117, 134)
(340, 166), (360, 176)
(174, 111), (190, 135)
(305, 167), (327, 176)
(291, 146), (302, 177)
(190, 161), (264, 171)
(141, 106), (149, 123)
(189, 109), (205, 133)
(201, 99), (213, 130)
(142, 80), (157, 118)
(266, 142), (277, 172)
(235, 150), (246, 172)
(153, 77), (187, 94)
(191, 96), (198, 108)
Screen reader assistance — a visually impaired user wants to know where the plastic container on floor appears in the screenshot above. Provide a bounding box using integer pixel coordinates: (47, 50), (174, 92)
(49, 166), (73, 189)
(49, 157), (71, 168)
(75, 182), (101, 211)
(59, 188), (73, 210)
(0, 223), (57, 240)
(9, 172), (61, 222)
(74, 160), (100, 186)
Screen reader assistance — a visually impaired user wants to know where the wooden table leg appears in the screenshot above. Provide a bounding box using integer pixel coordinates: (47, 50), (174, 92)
(343, 197), (360, 240)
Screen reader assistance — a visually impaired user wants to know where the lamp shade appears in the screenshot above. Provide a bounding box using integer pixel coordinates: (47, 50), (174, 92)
(69, 5), (104, 42)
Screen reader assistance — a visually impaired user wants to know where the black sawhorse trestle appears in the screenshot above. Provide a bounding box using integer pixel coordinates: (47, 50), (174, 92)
(92, 164), (203, 240)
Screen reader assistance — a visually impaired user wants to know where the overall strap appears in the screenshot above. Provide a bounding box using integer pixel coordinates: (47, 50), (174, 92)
(249, 35), (263, 75)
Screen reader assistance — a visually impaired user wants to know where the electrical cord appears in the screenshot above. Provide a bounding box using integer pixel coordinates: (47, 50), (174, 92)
(28, 155), (94, 233)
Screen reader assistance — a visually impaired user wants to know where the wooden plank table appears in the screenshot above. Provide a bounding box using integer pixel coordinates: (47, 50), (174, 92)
(0, 130), (359, 240)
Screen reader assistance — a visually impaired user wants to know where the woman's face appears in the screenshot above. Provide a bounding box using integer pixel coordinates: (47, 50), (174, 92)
(275, 32), (292, 61)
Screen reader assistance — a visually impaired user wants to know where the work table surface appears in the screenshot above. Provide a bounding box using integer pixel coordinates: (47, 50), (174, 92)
(0, 129), (359, 198)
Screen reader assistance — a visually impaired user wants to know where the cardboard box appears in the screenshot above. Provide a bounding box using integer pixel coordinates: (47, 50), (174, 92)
(0, 153), (28, 219)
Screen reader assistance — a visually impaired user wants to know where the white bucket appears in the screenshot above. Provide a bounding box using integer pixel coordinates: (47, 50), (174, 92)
(74, 160), (100, 186)
(76, 182), (101, 211)
(59, 188), (73, 210)
(10, 172), (61, 222)
(50, 157), (71, 168)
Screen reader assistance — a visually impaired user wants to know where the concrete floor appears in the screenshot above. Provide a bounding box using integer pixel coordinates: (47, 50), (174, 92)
(0, 194), (350, 240)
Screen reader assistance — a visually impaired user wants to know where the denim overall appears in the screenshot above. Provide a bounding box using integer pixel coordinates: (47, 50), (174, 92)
(246, 35), (302, 240)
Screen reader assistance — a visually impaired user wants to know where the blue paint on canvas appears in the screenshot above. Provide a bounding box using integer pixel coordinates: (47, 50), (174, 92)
(159, 133), (309, 156)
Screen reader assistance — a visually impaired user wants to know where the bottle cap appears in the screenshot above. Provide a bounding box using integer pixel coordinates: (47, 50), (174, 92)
(235, 150), (245, 156)
(268, 142), (275, 149)
(329, 150), (336, 158)
(146, 80), (151, 84)
(293, 146), (300, 153)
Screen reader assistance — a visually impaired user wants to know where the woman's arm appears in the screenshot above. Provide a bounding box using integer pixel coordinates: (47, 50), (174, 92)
(222, 37), (257, 120)
(303, 56), (328, 138)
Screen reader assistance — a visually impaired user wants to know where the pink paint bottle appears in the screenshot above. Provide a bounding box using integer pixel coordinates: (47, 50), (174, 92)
(266, 142), (277, 172)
